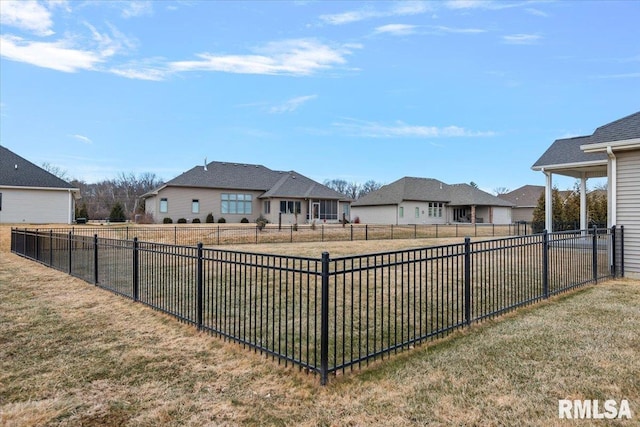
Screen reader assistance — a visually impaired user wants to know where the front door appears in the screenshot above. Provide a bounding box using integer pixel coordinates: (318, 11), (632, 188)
(312, 202), (320, 220)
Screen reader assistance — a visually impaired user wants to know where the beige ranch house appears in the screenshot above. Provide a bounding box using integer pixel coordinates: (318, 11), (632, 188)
(532, 111), (640, 278)
(142, 161), (350, 225)
(0, 145), (80, 224)
(351, 177), (513, 225)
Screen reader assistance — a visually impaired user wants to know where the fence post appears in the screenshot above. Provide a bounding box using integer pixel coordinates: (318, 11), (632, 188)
(391, 224), (394, 240)
(49, 230), (53, 267)
(365, 224), (368, 241)
(35, 229), (39, 262)
(197, 243), (203, 329)
(320, 251), (330, 386)
(255, 225), (258, 244)
(93, 234), (99, 285)
(322, 224), (325, 242)
(611, 226), (616, 278)
(592, 225), (598, 283)
(133, 237), (139, 301)
(414, 224), (417, 239)
(350, 224), (353, 241)
(174, 226), (177, 245)
(217, 226), (220, 245)
(620, 225), (625, 277)
(464, 237), (472, 326)
(542, 230), (549, 298)
(68, 231), (72, 274)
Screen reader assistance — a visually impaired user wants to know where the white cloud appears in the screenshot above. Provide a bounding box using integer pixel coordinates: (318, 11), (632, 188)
(0, 0), (55, 36)
(431, 25), (486, 34)
(0, 35), (103, 72)
(320, 1), (430, 25)
(592, 72), (640, 79)
(169, 39), (357, 76)
(333, 119), (496, 138)
(121, 1), (153, 18)
(374, 24), (417, 36)
(70, 134), (92, 144)
(502, 34), (541, 45)
(270, 95), (318, 114)
(526, 8), (548, 17)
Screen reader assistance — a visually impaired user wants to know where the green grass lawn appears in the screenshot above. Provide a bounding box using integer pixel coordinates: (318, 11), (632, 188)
(1, 252), (638, 426)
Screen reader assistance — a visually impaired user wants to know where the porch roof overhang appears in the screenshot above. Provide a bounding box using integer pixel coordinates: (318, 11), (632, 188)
(531, 160), (608, 179)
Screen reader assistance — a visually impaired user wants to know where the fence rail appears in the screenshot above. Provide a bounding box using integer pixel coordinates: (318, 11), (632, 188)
(38, 222), (538, 247)
(11, 226), (623, 385)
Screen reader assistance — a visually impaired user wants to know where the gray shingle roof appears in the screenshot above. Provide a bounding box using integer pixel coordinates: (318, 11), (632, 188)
(532, 111), (640, 169)
(587, 111), (640, 144)
(531, 136), (607, 169)
(0, 145), (76, 189)
(147, 160), (346, 200)
(498, 185), (544, 208)
(352, 177), (513, 207)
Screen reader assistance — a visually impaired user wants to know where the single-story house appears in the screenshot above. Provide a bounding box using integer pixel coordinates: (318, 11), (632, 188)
(351, 177), (514, 225)
(498, 185), (544, 223)
(532, 111), (640, 278)
(0, 145), (80, 224)
(141, 160), (350, 224)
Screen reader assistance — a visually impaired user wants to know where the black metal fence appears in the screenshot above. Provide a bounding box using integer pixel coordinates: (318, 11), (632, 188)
(40, 222), (534, 247)
(11, 226), (623, 385)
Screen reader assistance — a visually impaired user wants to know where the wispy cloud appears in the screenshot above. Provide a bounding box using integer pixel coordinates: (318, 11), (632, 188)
(333, 118), (496, 138)
(0, 0), (56, 36)
(526, 8), (548, 17)
(169, 39), (359, 77)
(431, 25), (486, 34)
(592, 72), (640, 79)
(374, 24), (418, 36)
(0, 35), (104, 72)
(445, 0), (534, 11)
(320, 1), (430, 25)
(121, 1), (153, 18)
(269, 95), (318, 114)
(502, 34), (542, 45)
(70, 134), (93, 144)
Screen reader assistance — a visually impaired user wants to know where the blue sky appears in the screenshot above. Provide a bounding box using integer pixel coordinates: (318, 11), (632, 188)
(1, 0), (638, 193)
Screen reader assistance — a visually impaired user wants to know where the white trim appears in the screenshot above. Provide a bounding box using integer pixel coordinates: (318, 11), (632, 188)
(0, 184), (80, 194)
(531, 159), (607, 172)
(607, 147), (617, 227)
(581, 138), (640, 153)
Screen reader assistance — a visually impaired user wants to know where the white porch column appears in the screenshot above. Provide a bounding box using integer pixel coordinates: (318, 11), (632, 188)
(580, 174), (588, 230)
(544, 170), (553, 232)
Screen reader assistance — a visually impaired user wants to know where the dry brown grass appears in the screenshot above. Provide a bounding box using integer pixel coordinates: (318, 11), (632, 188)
(2, 227), (639, 426)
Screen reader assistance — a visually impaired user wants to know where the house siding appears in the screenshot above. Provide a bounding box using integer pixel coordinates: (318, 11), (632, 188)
(616, 150), (640, 277)
(511, 207), (535, 223)
(148, 187), (264, 223)
(0, 188), (74, 224)
(351, 205), (398, 224)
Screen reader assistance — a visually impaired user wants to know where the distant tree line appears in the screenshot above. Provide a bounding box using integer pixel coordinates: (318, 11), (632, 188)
(323, 179), (383, 199)
(532, 183), (607, 230)
(70, 172), (163, 221)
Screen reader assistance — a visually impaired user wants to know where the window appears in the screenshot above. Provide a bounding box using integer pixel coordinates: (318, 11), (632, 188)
(160, 198), (168, 213)
(428, 202), (444, 218)
(280, 200), (301, 214)
(264, 201), (271, 214)
(221, 193), (252, 214)
(399, 206), (404, 218)
(415, 207), (420, 218)
(192, 199), (199, 214)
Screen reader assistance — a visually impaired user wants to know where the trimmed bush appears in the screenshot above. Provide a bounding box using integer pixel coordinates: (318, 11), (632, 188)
(205, 213), (214, 223)
(163, 217), (173, 224)
(240, 217), (249, 223)
(256, 214), (268, 230)
(177, 218), (187, 224)
(217, 217), (226, 223)
(192, 218), (201, 224)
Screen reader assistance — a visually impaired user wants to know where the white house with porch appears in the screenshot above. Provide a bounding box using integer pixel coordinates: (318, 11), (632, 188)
(532, 111), (640, 278)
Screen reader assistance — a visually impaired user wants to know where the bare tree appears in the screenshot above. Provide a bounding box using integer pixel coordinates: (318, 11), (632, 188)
(493, 187), (510, 195)
(41, 162), (69, 181)
(358, 180), (383, 198)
